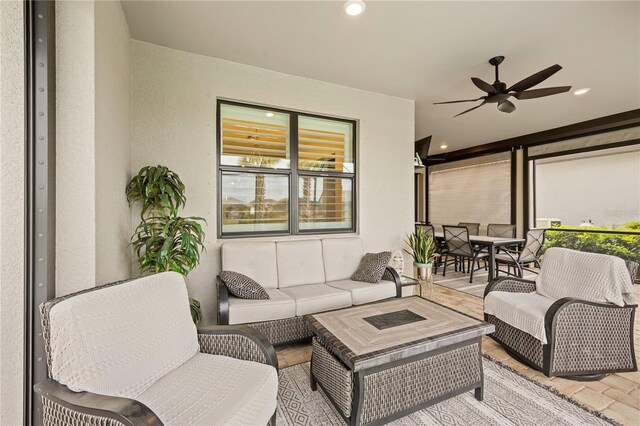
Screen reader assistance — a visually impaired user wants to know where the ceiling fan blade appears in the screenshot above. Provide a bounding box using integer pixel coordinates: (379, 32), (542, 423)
(434, 96), (485, 105)
(513, 86), (572, 100)
(507, 64), (562, 93)
(454, 101), (486, 117)
(471, 77), (496, 94)
(497, 100), (516, 113)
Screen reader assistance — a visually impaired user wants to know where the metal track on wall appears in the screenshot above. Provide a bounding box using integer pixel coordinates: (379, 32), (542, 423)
(24, 1), (55, 424)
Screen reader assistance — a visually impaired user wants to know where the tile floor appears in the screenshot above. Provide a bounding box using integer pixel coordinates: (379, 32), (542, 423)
(276, 282), (640, 425)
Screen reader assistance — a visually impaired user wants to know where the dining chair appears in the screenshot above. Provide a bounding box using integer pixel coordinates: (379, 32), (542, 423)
(486, 223), (516, 238)
(458, 222), (480, 236)
(494, 228), (546, 277)
(442, 225), (489, 283)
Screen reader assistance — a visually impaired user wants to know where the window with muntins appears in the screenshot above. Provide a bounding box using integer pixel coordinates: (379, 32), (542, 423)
(218, 101), (356, 237)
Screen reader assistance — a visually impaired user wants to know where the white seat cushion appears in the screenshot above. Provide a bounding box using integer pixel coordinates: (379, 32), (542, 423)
(280, 284), (351, 316)
(276, 240), (326, 288)
(536, 247), (636, 306)
(322, 237), (364, 282)
(484, 291), (556, 344)
(228, 288), (296, 324)
(326, 279), (396, 305)
(137, 353), (278, 426)
(48, 272), (199, 397)
(222, 242), (279, 289)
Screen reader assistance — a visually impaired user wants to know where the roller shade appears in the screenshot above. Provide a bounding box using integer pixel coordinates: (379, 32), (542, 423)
(429, 153), (511, 234)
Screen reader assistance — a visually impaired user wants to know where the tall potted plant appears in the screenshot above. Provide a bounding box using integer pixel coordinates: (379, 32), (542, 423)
(404, 227), (436, 280)
(126, 165), (206, 324)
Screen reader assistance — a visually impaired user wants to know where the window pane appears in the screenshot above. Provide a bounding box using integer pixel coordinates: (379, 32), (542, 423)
(298, 116), (353, 173)
(298, 176), (352, 230)
(220, 104), (290, 169)
(221, 172), (289, 234)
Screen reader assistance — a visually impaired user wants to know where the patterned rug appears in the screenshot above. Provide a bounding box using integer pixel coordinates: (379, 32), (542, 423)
(432, 269), (537, 298)
(276, 359), (617, 426)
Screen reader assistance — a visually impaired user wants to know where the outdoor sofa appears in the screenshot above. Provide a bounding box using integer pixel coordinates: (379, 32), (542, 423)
(34, 272), (279, 426)
(484, 247), (637, 380)
(217, 237), (403, 345)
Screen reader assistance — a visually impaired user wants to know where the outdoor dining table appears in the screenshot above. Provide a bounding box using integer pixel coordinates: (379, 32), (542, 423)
(433, 232), (526, 281)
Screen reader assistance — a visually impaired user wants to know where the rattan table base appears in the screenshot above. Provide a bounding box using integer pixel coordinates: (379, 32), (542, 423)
(306, 298), (493, 425)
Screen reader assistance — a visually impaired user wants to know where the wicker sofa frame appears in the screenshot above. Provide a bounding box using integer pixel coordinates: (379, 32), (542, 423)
(34, 279), (279, 426)
(217, 267), (403, 346)
(484, 276), (637, 380)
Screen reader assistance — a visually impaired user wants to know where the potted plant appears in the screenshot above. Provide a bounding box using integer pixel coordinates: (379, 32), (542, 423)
(126, 165), (206, 324)
(404, 227), (436, 280)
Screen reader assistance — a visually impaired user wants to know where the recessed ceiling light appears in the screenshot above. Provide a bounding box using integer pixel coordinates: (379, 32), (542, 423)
(573, 88), (590, 95)
(440, 143), (448, 149)
(265, 112), (274, 117)
(344, 0), (365, 16)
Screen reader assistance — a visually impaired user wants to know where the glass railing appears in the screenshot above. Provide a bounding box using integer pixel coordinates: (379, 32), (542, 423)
(542, 224), (640, 282)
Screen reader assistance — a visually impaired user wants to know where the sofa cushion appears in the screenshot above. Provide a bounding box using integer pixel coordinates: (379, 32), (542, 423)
(326, 279), (397, 305)
(280, 284), (352, 316)
(222, 242), (279, 289)
(536, 247), (636, 306)
(137, 353), (278, 426)
(484, 291), (556, 344)
(351, 252), (392, 283)
(276, 240), (326, 288)
(322, 237), (364, 282)
(220, 271), (269, 300)
(228, 289), (296, 324)
(48, 272), (199, 397)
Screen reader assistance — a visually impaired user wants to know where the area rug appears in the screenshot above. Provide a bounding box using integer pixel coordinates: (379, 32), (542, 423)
(432, 269), (537, 298)
(276, 359), (617, 426)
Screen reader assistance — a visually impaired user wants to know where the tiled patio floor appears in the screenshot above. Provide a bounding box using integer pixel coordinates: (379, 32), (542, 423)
(276, 283), (640, 425)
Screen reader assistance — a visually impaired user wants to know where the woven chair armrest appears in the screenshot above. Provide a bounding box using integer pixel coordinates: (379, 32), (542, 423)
(216, 276), (229, 325)
(381, 266), (402, 297)
(545, 297), (637, 338)
(34, 379), (162, 426)
(197, 325), (278, 372)
(484, 277), (536, 298)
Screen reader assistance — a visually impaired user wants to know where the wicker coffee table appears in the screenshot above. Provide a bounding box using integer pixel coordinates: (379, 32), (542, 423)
(305, 296), (495, 425)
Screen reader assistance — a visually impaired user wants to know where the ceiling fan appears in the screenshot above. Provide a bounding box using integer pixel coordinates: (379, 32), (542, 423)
(435, 56), (571, 117)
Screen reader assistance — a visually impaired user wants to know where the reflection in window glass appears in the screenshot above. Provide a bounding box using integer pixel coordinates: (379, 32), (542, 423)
(298, 116), (353, 173)
(221, 172), (289, 234)
(220, 104), (290, 169)
(298, 176), (352, 230)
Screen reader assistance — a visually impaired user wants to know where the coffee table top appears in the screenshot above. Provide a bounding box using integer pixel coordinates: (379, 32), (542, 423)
(305, 296), (494, 371)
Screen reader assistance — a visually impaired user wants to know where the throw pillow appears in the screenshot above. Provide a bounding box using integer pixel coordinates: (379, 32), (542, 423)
(219, 271), (270, 300)
(351, 251), (392, 283)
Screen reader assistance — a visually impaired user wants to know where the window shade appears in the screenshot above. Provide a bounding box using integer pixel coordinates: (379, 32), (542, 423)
(298, 116), (354, 173)
(428, 153), (511, 234)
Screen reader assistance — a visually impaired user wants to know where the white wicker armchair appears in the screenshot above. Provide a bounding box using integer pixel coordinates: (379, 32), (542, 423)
(484, 248), (637, 380)
(34, 272), (279, 426)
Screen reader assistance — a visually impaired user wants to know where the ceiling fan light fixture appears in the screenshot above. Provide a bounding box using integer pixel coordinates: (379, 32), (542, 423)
(344, 0), (365, 16)
(573, 88), (591, 95)
(497, 100), (516, 114)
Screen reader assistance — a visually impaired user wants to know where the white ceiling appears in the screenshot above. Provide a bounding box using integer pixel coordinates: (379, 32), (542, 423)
(121, 1), (640, 153)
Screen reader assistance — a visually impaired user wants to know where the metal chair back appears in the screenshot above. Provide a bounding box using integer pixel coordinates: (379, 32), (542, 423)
(443, 225), (474, 257)
(487, 223), (516, 238)
(458, 222), (480, 236)
(415, 223), (435, 240)
(520, 228), (546, 262)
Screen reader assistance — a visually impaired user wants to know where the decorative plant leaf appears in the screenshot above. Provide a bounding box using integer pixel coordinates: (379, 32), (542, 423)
(404, 227), (436, 264)
(126, 165), (187, 218)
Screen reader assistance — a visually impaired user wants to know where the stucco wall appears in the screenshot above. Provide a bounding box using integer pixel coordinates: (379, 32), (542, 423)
(56, 0), (131, 296)
(131, 41), (415, 324)
(95, 0), (132, 284)
(56, 0), (96, 295)
(0, 1), (25, 424)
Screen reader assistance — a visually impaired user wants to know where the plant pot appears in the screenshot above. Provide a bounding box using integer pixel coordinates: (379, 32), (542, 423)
(414, 262), (433, 280)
